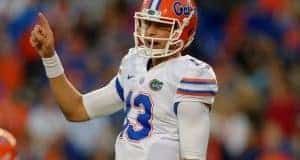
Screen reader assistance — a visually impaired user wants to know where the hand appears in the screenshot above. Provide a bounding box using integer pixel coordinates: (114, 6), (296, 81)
(30, 12), (55, 58)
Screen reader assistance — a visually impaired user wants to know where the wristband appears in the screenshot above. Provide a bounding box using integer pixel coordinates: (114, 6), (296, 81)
(42, 52), (64, 78)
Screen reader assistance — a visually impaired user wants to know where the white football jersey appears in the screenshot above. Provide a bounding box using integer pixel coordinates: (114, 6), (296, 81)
(114, 48), (218, 160)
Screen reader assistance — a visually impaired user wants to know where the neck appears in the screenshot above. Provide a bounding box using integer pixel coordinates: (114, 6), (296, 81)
(151, 52), (181, 66)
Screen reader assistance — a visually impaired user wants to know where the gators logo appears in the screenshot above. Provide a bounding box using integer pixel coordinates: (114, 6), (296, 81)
(149, 79), (163, 91)
(173, 1), (193, 16)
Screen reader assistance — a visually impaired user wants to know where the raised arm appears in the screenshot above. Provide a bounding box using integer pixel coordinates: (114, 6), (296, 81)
(30, 13), (123, 122)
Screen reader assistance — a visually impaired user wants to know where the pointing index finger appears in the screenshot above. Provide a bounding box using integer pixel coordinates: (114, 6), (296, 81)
(38, 12), (50, 30)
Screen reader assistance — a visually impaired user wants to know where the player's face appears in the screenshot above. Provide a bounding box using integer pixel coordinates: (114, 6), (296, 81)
(143, 21), (172, 49)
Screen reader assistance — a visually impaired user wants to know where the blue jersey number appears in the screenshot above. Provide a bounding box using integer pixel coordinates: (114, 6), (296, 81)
(122, 91), (153, 141)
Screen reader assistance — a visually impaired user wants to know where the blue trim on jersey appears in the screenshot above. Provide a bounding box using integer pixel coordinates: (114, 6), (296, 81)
(180, 80), (217, 85)
(115, 78), (124, 101)
(173, 102), (180, 116)
(177, 88), (217, 95)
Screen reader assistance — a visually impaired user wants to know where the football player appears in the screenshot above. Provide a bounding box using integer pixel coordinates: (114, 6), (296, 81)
(30, 0), (218, 159)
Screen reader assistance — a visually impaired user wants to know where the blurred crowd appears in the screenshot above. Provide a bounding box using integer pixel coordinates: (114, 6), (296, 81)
(0, 0), (299, 160)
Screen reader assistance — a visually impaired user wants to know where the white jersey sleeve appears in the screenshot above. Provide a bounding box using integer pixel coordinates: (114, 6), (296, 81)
(174, 57), (218, 105)
(83, 77), (123, 118)
(82, 51), (135, 118)
(172, 56), (216, 160)
(178, 101), (210, 160)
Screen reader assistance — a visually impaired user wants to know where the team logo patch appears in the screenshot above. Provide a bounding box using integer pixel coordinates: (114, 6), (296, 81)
(149, 79), (163, 91)
(173, 1), (193, 16)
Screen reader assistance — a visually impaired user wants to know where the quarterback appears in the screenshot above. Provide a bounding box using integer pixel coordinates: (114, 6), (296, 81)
(30, 0), (218, 159)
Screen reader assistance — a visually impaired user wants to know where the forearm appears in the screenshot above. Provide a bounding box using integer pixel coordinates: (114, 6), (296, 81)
(39, 51), (89, 122)
(43, 52), (123, 122)
(49, 74), (89, 122)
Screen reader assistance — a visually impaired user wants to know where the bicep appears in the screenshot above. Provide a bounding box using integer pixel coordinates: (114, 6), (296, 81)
(177, 101), (210, 160)
(83, 77), (124, 119)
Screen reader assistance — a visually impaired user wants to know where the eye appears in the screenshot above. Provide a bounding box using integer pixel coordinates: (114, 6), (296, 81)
(144, 20), (151, 26)
(139, 20), (151, 29)
(156, 23), (172, 32)
(158, 23), (172, 29)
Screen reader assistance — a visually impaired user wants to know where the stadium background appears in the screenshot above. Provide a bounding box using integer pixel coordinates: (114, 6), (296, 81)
(0, 0), (300, 159)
